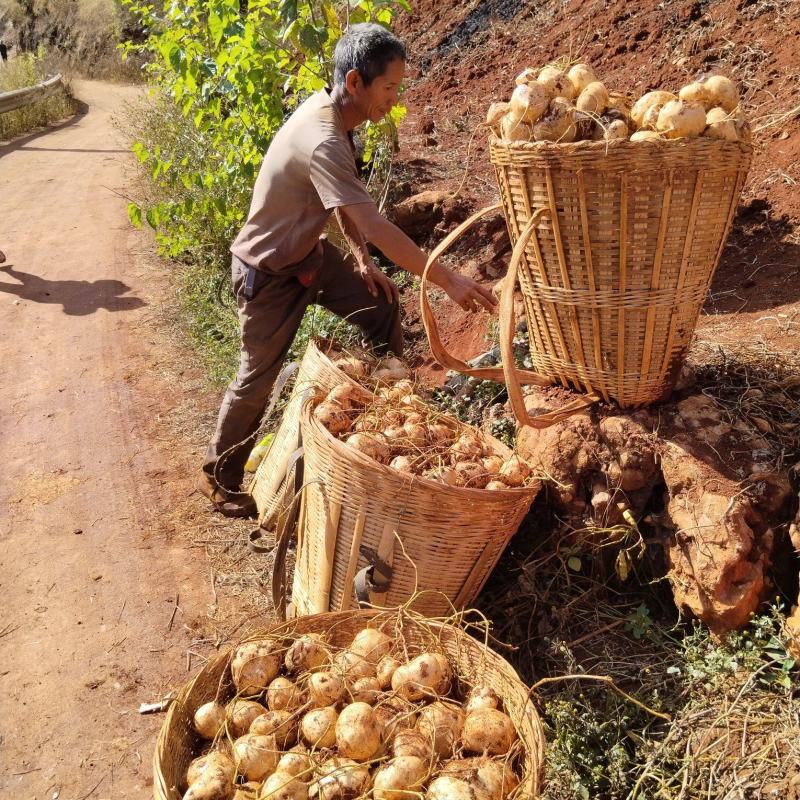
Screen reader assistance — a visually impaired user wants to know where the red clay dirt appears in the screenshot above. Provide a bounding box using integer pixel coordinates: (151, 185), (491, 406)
(390, 0), (800, 370)
(0, 81), (223, 800)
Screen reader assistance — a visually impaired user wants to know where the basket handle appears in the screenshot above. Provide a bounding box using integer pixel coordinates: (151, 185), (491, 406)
(420, 203), (552, 386)
(421, 203), (598, 428)
(499, 213), (599, 428)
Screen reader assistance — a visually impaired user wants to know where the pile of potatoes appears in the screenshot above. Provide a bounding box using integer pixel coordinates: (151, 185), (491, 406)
(312, 377), (534, 491)
(488, 60), (751, 144)
(185, 627), (522, 800)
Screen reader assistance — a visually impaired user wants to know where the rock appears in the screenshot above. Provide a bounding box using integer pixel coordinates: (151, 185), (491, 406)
(515, 389), (792, 634)
(390, 190), (468, 239)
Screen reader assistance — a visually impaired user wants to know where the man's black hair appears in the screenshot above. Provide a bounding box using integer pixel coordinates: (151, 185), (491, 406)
(333, 23), (406, 87)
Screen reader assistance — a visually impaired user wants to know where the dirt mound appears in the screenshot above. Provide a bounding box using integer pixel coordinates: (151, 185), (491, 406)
(393, 0), (800, 366)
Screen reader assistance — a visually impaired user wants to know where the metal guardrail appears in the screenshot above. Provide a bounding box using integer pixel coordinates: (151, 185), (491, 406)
(0, 73), (63, 114)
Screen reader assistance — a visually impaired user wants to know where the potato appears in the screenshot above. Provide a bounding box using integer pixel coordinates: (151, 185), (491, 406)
(376, 656), (401, 689)
(373, 357), (410, 383)
(375, 705), (415, 745)
(631, 90), (676, 130)
(285, 634), (329, 674)
(500, 113), (532, 142)
(428, 422), (455, 445)
(704, 106), (738, 141)
(301, 706), (338, 748)
(462, 709), (518, 755)
(277, 745), (313, 781)
(233, 783), (261, 800)
(194, 701), (226, 739)
(334, 649), (376, 680)
(373, 756), (429, 800)
(426, 775), (474, 800)
(678, 81), (712, 109)
(391, 653), (451, 701)
(498, 455), (531, 488)
(335, 702), (382, 761)
(532, 98), (577, 142)
(232, 641), (283, 696)
(350, 628), (393, 664)
(453, 461), (489, 489)
(485, 101), (510, 128)
(656, 99), (706, 138)
(314, 400), (352, 436)
(233, 733), (280, 781)
(350, 677), (381, 705)
(309, 671), (347, 708)
(629, 130), (662, 142)
(450, 433), (486, 460)
(514, 67), (537, 86)
(485, 480), (511, 491)
(417, 702), (465, 758)
(184, 773), (235, 800)
(260, 771), (309, 800)
(567, 62), (596, 95)
(392, 729), (432, 760)
(481, 455), (504, 477)
(537, 65), (575, 100)
(464, 686), (500, 715)
(315, 758), (371, 800)
(602, 119), (629, 140)
(704, 74), (739, 112)
(267, 677), (305, 712)
(441, 757), (519, 800)
(403, 421), (427, 447)
(344, 432), (390, 464)
(187, 751), (236, 787)
(326, 383), (364, 411)
(332, 356), (368, 380)
(389, 455), (414, 473)
(250, 709), (298, 748)
(735, 115), (752, 144)
(576, 81), (608, 115)
(228, 700), (268, 738)
(508, 82), (549, 124)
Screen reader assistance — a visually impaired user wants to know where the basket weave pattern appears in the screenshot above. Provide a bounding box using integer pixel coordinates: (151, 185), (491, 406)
(490, 136), (752, 407)
(295, 399), (539, 617)
(152, 609), (545, 800)
(250, 339), (358, 524)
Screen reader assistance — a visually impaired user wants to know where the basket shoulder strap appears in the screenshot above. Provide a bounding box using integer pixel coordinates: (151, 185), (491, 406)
(499, 212), (599, 428)
(420, 203), (552, 387)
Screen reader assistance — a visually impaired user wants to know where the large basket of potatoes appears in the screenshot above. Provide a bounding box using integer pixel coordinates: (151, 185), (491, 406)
(153, 608), (545, 800)
(290, 379), (539, 618)
(421, 62), (753, 416)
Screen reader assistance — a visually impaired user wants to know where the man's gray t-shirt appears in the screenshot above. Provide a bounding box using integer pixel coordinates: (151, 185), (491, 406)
(231, 89), (373, 274)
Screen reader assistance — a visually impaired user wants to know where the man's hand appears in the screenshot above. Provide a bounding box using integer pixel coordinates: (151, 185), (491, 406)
(358, 260), (399, 305)
(439, 269), (497, 313)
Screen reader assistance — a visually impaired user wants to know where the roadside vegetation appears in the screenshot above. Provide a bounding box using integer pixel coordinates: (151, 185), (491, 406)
(0, 49), (76, 140)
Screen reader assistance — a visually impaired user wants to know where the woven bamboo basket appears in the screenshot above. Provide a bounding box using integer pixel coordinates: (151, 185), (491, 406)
(152, 608), (546, 800)
(421, 136), (752, 419)
(250, 339), (360, 527)
(290, 396), (539, 618)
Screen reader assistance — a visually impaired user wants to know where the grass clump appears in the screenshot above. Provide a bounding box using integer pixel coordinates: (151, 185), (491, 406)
(0, 49), (77, 141)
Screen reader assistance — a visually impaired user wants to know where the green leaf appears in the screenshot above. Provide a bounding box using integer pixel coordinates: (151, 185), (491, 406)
(567, 556), (582, 572)
(615, 550), (630, 581)
(127, 203), (143, 228)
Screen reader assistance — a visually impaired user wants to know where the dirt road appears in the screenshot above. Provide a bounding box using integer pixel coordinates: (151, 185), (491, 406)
(0, 81), (216, 799)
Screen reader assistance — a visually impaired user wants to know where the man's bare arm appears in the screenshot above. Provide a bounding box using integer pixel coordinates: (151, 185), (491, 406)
(339, 202), (496, 312)
(334, 208), (398, 304)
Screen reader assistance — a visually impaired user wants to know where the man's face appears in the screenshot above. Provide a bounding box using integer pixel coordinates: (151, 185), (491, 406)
(348, 58), (405, 123)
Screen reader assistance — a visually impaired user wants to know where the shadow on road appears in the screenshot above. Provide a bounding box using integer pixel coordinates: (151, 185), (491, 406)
(0, 264), (146, 315)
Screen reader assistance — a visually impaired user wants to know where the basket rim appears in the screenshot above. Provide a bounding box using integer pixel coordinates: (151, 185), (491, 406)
(488, 131), (755, 154)
(301, 395), (539, 499)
